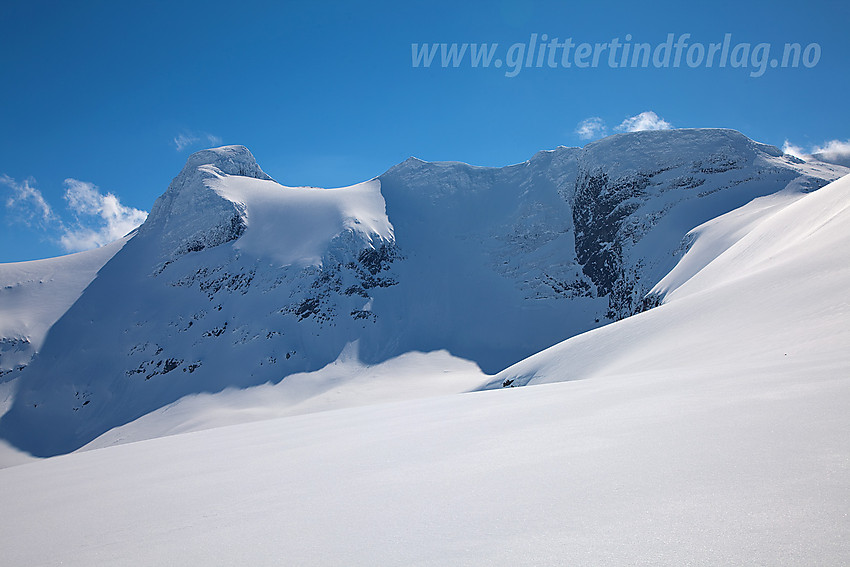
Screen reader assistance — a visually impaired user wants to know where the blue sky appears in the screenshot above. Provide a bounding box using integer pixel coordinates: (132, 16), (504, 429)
(1, 0), (848, 262)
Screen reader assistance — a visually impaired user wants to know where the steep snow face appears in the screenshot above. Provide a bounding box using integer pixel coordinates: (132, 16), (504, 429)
(212, 176), (393, 267)
(0, 239), (126, 383)
(370, 148), (589, 368)
(0, 132), (846, 457)
(373, 129), (846, 365)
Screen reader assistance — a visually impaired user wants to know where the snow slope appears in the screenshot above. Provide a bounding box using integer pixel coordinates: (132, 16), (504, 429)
(2, 165), (849, 567)
(1, 372), (847, 566)
(213, 176), (392, 268)
(81, 347), (486, 451)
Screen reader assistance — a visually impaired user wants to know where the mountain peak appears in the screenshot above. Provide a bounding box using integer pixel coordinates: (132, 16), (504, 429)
(181, 145), (274, 182)
(139, 145), (274, 261)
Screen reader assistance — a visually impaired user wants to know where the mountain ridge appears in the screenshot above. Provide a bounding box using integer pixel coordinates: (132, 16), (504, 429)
(0, 128), (847, 456)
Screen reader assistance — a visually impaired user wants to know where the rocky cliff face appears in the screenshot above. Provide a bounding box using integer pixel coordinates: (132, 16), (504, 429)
(570, 130), (838, 319)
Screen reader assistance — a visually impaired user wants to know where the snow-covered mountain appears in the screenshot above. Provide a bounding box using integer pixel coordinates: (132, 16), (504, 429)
(0, 129), (846, 457)
(1, 171), (849, 565)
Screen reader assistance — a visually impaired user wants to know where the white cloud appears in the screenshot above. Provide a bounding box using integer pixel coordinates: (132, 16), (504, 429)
(174, 131), (223, 151)
(0, 175), (55, 226)
(811, 139), (850, 161)
(2, 174), (149, 254)
(780, 138), (850, 165)
(173, 133), (199, 151)
(781, 140), (808, 159)
(59, 179), (148, 252)
(575, 117), (607, 140)
(616, 111), (673, 133)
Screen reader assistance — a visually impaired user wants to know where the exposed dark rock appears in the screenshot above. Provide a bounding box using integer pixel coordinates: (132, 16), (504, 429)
(573, 170), (647, 299)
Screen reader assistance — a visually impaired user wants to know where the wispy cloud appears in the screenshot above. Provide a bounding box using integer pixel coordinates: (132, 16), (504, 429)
(811, 139), (850, 161)
(576, 111), (673, 142)
(575, 117), (607, 140)
(781, 138), (850, 165)
(616, 111), (673, 132)
(59, 179), (148, 252)
(0, 175), (55, 226)
(173, 131), (223, 152)
(1, 175), (148, 253)
(781, 140), (808, 159)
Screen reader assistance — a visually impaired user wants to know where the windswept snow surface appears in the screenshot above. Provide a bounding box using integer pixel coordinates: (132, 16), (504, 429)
(1, 369), (848, 565)
(211, 176), (392, 268)
(81, 347), (486, 451)
(0, 168), (848, 565)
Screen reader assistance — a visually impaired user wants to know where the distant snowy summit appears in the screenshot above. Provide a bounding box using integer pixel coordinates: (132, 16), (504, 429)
(140, 145), (275, 264)
(141, 145), (394, 271)
(0, 129), (847, 456)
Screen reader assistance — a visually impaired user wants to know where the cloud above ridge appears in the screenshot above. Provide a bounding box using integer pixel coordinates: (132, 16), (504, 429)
(781, 138), (850, 166)
(615, 111), (673, 132)
(174, 131), (223, 151)
(59, 179), (148, 251)
(1, 175), (148, 253)
(1, 175), (55, 226)
(575, 117), (607, 140)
